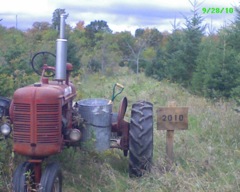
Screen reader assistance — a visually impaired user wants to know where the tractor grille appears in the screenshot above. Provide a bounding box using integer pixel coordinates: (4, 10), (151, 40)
(13, 103), (60, 144)
(13, 103), (31, 143)
(37, 104), (59, 112)
(36, 104), (60, 144)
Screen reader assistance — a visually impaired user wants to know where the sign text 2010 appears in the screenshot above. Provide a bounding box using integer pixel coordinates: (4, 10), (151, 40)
(162, 114), (184, 122)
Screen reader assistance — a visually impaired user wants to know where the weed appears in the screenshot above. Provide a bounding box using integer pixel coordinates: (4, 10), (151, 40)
(3, 72), (240, 191)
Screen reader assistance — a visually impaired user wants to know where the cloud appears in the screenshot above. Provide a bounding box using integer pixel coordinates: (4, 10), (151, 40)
(56, 2), (193, 33)
(0, 0), (237, 33)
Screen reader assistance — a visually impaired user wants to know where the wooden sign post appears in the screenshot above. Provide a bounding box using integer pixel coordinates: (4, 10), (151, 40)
(157, 101), (188, 170)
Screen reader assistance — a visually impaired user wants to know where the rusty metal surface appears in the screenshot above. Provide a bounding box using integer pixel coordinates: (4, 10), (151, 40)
(111, 97), (129, 151)
(28, 159), (43, 184)
(11, 81), (76, 157)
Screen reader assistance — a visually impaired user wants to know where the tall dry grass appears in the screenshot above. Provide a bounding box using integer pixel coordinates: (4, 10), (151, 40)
(66, 70), (240, 191)
(1, 69), (239, 191)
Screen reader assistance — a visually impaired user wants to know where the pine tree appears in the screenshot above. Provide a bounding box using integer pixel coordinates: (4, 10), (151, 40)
(52, 9), (66, 31)
(165, 0), (205, 86)
(182, 0), (205, 84)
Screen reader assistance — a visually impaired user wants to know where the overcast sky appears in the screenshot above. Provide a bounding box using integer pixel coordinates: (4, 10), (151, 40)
(0, 0), (238, 34)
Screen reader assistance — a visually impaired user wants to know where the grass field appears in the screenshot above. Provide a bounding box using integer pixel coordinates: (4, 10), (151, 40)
(1, 68), (240, 191)
(60, 69), (240, 191)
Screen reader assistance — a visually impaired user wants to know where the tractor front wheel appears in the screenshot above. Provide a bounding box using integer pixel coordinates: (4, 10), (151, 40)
(39, 163), (62, 192)
(13, 162), (35, 192)
(129, 100), (153, 177)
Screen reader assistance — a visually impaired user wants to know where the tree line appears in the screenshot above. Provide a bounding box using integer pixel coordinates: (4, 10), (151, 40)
(0, 4), (240, 104)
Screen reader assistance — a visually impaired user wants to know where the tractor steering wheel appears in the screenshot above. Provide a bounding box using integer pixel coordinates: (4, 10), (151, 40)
(31, 51), (56, 77)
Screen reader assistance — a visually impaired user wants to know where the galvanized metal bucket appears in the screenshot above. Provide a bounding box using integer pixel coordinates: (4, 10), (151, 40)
(77, 98), (112, 152)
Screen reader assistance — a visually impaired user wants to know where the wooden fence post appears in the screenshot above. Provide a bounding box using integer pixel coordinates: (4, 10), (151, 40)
(166, 101), (176, 170)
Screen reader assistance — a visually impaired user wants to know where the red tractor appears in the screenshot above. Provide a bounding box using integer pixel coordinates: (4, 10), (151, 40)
(0, 15), (153, 192)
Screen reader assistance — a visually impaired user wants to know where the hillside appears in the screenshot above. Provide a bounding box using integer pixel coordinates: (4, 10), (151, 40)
(55, 71), (240, 191)
(1, 70), (240, 191)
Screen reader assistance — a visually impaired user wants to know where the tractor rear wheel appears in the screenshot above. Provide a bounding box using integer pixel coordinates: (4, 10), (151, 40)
(39, 163), (62, 192)
(129, 100), (153, 177)
(13, 162), (35, 192)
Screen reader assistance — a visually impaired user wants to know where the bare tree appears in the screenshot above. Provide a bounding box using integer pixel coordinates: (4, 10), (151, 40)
(125, 29), (152, 75)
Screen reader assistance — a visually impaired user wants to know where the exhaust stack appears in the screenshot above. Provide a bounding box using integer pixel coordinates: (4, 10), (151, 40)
(55, 14), (68, 81)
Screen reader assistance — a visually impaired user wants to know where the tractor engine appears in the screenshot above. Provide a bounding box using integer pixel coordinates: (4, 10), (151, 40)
(9, 14), (79, 158)
(10, 81), (76, 157)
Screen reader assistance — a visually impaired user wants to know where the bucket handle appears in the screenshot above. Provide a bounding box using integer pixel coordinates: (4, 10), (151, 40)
(111, 83), (124, 102)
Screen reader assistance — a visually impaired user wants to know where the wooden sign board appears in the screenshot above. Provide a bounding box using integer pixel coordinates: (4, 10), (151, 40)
(157, 107), (188, 130)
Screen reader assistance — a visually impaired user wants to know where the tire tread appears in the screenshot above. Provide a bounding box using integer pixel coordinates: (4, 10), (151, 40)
(129, 100), (153, 177)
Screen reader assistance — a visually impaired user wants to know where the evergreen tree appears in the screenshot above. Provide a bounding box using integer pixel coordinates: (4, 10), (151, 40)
(85, 20), (112, 48)
(145, 49), (167, 80)
(165, 0), (205, 86)
(192, 25), (240, 99)
(225, 5), (240, 102)
(192, 34), (223, 98)
(52, 8), (66, 31)
(182, 0), (205, 83)
(165, 29), (185, 82)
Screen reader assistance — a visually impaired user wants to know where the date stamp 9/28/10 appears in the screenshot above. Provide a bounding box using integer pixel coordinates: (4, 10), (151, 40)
(202, 8), (234, 14)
